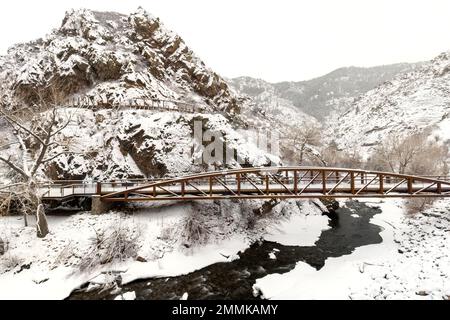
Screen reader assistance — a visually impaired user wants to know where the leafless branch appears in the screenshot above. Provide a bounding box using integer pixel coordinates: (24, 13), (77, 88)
(0, 156), (28, 179)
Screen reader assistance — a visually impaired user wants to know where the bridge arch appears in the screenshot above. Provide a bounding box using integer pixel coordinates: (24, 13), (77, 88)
(100, 167), (450, 202)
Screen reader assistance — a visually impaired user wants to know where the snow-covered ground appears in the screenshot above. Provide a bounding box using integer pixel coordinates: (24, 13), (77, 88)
(264, 201), (330, 246)
(1, 198), (448, 300)
(254, 199), (450, 300)
(0, 199), (328, 300)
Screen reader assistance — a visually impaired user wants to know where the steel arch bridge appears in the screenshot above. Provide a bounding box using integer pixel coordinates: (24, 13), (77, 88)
(96, 167), (450, 202)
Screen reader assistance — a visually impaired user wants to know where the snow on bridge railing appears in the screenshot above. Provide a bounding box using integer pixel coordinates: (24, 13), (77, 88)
(63, 96), (207, 114)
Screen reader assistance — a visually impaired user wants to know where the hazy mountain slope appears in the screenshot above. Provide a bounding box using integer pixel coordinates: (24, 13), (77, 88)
(230, 63), (418, 121)
(228, 77), (319, 130)
(325, 51), (450, 156)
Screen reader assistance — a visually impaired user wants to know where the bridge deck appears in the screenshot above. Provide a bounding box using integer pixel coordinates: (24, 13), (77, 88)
(35, 181), (450, 200)
(2, 167), (449, 202)
(63, 97), (206, 114)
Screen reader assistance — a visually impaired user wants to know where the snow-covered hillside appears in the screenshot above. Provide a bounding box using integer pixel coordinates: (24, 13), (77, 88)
(0, 8), (287, 181)
(230, 63), (417, 121)
(42, 109), (279, 180)
(0, 8), (242, 114)
(325, 51), (450, 156)
(228, 77), (320, 131)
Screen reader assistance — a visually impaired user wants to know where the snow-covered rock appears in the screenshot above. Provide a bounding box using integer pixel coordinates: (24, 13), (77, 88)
(1, 8), (242, 115)
(114, 291), (136, 300)
(0, 9), (287, 181)
(37, 108), (279, 180)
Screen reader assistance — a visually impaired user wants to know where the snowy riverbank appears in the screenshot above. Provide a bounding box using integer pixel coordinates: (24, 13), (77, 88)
(253, 199), (450, 300)
(1, 198), (448, 300)
(0, 200), (328, 299)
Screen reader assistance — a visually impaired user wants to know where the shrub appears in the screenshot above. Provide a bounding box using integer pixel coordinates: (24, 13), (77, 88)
(78, 221), (139, 271)
(369, 131), (448, 175)
(0, 253), (23, 273)
(180, 212), (211, 247)
(405, 198), (436, 215)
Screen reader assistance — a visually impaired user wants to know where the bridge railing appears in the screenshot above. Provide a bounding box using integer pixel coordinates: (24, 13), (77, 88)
(2, 169), (450, 200)
(33, 178), (175, 198)
(64, 97), (206, 114)
(98, 167), (450, 201)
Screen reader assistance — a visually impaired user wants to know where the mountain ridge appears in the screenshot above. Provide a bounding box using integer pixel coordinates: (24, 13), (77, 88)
(324, 50), (450, 157)
(230, 62), (420, 120)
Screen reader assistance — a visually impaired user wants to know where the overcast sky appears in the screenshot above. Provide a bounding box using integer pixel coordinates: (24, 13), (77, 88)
(0, 0), (449, 82)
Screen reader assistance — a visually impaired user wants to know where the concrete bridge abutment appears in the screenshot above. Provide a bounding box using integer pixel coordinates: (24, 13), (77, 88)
(91, 195), (113, 214)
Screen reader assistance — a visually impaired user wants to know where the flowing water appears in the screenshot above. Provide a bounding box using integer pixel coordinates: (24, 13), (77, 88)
(69, 200), (383, 300)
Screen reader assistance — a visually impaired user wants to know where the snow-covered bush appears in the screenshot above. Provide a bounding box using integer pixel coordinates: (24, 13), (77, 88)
(180, 211), (211, 247)
(78, 221), (140, 270)
(404, 198), (436, 215)
(0, 253), (22, 273)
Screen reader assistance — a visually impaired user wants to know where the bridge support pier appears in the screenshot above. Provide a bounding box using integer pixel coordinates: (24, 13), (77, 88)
(91, 195), (112, 214)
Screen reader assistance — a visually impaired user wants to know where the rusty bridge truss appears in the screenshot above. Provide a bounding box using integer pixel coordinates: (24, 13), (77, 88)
(95, 167), (450, 202)
(3, 167), (448, 203)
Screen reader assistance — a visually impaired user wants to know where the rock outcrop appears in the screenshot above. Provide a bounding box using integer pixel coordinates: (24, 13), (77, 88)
(1, 8), (241, 115)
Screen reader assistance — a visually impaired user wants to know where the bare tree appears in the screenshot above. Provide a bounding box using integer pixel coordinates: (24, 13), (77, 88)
(0, 88), (77, 237)
(282, 123), (321, 165)
(370, 131), (448, 215)
(373, 134), (422, 174)
(320, 141), (363, 168)
(370, 131), (448, 175)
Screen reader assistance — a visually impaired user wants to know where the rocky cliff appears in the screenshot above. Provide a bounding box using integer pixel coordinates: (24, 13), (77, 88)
(0, 8), (282, 181)
(1, 8), (241, 114)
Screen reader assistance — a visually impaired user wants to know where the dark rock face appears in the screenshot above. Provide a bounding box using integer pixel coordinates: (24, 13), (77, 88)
(118, 128), (168, 177)
(321, 198), (340, 213)
(129, 10), (160, 39)
(89, 51), (123, 81)
(44, 160), (88, 181)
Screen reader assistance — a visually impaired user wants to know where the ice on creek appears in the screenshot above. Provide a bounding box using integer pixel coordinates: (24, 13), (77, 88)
(253, 199), (450, 300)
